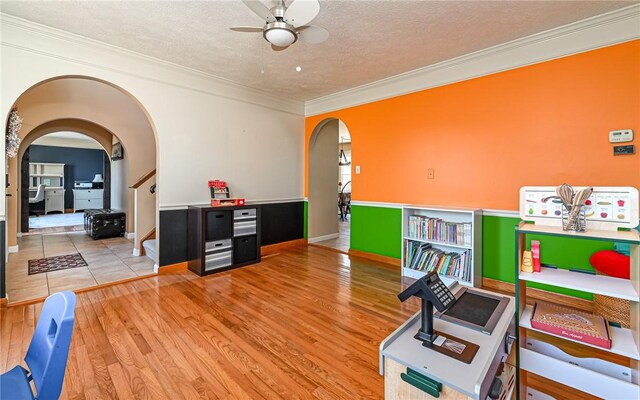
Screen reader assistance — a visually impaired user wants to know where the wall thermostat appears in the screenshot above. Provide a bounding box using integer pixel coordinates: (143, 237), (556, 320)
(609, 129), (633, 143)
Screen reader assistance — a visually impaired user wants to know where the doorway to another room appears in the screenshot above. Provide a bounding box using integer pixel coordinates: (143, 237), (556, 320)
(308, 119), (352, 254)
(24, 132), (109, 235)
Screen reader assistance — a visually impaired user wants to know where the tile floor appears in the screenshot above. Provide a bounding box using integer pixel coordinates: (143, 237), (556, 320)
(6, 232), (156, 303)
(315, 219), (350, 253)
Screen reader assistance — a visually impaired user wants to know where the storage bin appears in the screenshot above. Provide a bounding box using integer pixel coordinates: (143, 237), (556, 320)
(206, 210), (232, 241)
(234, 235), (258, 264)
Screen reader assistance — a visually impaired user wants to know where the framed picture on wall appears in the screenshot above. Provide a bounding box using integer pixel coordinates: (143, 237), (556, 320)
(112, 142), (124, 160)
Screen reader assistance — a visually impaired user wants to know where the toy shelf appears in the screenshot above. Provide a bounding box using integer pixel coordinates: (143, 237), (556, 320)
(519, 267), (639, 302)
(515, 220), (640, 400)
(520, 305), (640, 360)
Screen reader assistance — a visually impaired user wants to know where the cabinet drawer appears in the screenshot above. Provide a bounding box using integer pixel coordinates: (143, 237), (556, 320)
(75, 190), (102, 200)
(234, 220), (256, 236)
(75, 199), (99, 210)
(205, 250), (232, 271)
(233, 235), (257, 264)
(234, 208), (257, 220)
(206, 211), (233, 241)
(205, 238), (232, 253)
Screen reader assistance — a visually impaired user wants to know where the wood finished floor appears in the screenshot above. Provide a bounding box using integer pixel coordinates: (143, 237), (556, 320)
(1, 245), (419, 399)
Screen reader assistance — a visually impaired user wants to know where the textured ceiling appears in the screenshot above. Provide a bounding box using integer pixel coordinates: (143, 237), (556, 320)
(1, 1), (635, 102)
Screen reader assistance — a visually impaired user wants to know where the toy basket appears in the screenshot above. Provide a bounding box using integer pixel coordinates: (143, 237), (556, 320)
(593, 294), (630, 328)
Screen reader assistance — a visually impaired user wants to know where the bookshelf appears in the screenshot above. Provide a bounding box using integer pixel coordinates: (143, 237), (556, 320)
(515, 221), (640, 400)
(401, 205), (482, 288)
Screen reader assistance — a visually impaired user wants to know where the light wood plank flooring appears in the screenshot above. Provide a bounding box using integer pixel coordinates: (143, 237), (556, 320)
(1, 245), (418, 399)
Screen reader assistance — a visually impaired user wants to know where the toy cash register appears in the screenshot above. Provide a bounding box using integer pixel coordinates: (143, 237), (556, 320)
(398, 271), (456, 346)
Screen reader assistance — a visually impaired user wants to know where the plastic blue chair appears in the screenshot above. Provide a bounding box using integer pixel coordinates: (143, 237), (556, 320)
(1, 291), (76, 400)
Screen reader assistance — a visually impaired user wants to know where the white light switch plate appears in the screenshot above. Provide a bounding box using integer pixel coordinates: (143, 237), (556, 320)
(609, 129), (633, 143)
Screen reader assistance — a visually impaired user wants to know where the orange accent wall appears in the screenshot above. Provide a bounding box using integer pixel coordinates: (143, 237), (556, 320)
(305, 40), (640, 211)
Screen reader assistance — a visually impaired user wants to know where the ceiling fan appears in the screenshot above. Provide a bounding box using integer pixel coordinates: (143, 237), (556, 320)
(231, 0), (329, 51)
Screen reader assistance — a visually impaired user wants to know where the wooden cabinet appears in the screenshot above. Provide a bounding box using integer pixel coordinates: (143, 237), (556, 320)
(73, 189), (104, 212)
(188, 205), (261, 276)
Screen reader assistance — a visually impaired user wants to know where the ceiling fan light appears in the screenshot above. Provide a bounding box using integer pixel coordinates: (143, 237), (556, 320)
(265, 27), (296, 47)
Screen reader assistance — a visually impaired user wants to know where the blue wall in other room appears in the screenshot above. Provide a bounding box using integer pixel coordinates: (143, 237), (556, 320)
(29, 145), (106, 210)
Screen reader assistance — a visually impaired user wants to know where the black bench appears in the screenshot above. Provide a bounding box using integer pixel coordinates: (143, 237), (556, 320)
(84, 209), (126, 240)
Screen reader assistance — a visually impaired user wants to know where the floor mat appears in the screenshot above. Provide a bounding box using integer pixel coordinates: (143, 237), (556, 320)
(28, 253), (88, 275)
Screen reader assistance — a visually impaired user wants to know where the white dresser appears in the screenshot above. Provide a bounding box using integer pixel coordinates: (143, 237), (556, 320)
(44, 188), (65, 214)
(73, 189), (104, 212)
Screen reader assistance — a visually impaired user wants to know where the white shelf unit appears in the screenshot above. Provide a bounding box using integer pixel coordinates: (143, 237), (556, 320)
(515, 221), (640, 399)
(401, 205), (482, 288)
(29, 162), (64, 190)
(29, 162), (66, 214)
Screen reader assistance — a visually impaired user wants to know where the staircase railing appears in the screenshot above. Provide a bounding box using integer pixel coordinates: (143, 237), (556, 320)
(130, 169), (157, 259)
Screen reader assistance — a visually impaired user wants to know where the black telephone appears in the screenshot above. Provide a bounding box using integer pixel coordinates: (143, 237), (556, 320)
(398, 271), (457, 346)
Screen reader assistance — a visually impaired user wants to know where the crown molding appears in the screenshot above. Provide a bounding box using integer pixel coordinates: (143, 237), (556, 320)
(304, 4), (640, 116)
(0, 14), (304, 116)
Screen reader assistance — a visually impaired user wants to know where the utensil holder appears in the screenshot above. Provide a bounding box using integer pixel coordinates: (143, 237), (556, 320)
(562, 205), (586, 232)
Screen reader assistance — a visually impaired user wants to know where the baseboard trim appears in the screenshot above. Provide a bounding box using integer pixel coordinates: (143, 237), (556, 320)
(126, 232), (135, 239)
(482, 277), (593, 312)
(348, 248), (402, 268)
(309, 243), (349, 255)
(158, 262), (188, 274)
(8, 245), (19, 253)
(261, 238), (307, 256)
(308, 233), (340, 243)
(132, 248), (141, 257)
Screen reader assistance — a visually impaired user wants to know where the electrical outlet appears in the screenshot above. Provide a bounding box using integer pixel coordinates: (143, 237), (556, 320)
(427, 169), (435, 179)
(355, 165), (361, 174)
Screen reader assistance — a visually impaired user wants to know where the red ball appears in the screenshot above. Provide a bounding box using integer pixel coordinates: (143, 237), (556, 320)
(589, 250), (630, 279)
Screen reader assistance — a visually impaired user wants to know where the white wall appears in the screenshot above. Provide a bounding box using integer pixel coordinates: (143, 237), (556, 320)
(0, 15), (305, 219)
(110, 157), (128, 215)
(308, 120), (339, 240)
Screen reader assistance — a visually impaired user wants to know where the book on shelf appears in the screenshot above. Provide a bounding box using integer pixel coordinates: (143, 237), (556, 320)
(404, 240), (472, 282)
(530, 301), (611, 349)
(407, 215), (472, 247)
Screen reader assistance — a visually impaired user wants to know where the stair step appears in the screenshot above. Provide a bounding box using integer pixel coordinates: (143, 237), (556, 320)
(142, 239), (156, 262)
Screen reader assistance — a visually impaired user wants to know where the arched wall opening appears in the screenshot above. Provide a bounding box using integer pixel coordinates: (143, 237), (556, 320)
(307, 118), (353, 249)
(17, 120), (118, 233)
(5, 75), (158, 256)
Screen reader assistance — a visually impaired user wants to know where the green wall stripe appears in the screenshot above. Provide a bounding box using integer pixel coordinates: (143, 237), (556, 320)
(303, 201), (308, 239)
(350, 205), (402, 258)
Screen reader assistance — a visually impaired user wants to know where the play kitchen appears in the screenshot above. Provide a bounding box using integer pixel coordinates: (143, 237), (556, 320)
(381, 185), (639, 399)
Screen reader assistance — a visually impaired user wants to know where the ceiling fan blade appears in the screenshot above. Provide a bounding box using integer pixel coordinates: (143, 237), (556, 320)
(297, 25), (329, 44)
(271, 44), (289, 52)
(283, 0), (320, 27)
(230, 26), (264, 32)
(241, 0), (276, 23)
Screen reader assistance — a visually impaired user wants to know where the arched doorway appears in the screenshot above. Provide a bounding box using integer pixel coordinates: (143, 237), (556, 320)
(4, 76), (159, 303)
(308, 118), (352, 253)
